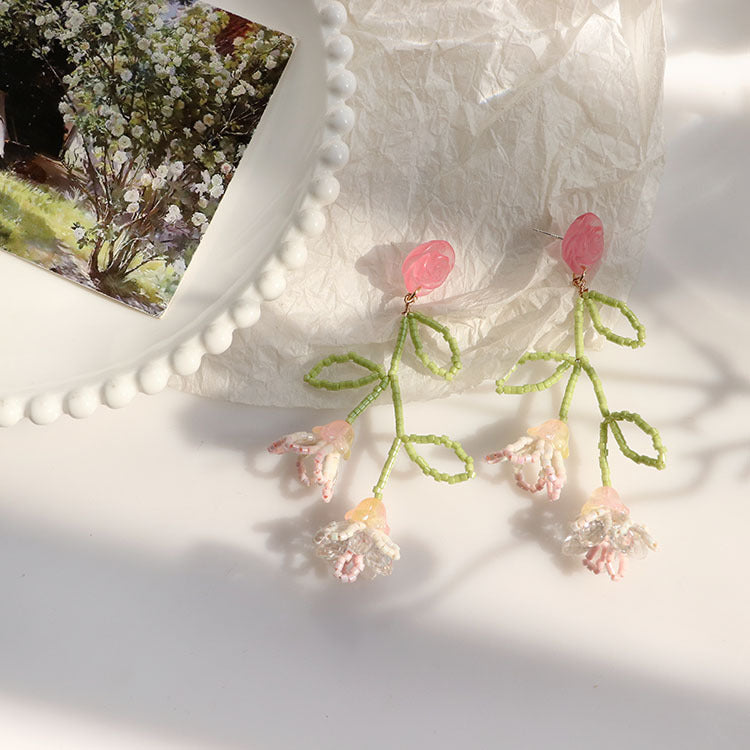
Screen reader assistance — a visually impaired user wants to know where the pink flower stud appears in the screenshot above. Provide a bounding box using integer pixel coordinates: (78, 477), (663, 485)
(401, 240), (455, 296)
(561, 212), (604, 275)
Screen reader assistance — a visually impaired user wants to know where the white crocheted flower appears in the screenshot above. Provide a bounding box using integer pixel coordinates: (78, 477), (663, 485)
(562, 487), (656, 581)
(313, 498), (400, 583)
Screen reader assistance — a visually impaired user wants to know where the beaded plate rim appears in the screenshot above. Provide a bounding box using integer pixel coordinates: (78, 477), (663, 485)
(0, 0), (355, 427)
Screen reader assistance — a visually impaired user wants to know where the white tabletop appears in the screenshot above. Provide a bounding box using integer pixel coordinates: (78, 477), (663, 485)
(1, 2), (748, 748)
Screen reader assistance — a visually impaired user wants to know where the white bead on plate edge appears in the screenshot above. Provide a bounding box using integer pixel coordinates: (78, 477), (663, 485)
(0, 0), (355, 427)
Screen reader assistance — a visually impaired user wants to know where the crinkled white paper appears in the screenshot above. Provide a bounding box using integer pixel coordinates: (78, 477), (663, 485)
(176, 0), (665, 407)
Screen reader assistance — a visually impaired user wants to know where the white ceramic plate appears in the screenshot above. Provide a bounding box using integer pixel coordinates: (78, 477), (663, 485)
(0, 0), (354, 426)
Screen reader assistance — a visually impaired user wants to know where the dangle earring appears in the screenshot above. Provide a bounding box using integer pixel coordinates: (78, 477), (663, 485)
(269, 241), (474, 583)
(486, 213), (666, 581)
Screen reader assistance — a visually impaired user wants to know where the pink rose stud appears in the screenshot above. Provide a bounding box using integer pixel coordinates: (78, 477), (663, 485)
(401, 240), (455, 296)
(561, 213), (604, 275)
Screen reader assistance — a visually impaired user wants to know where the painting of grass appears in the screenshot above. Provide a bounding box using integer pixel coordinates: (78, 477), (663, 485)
(0, 170), (92, 260)
(0, 172), (185, 310)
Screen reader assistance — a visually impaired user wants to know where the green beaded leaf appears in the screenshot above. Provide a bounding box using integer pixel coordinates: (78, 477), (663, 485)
(407, 311), (462, 382)
(304, 352), (386, 391)
(584, 291), (646, 349)
(495, 351), (576, 395)
(402, 433), (475, 484)
(603, 410), (667, 470)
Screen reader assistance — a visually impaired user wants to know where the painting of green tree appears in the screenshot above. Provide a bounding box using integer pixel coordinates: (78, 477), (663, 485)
(0, 0), (294, 315)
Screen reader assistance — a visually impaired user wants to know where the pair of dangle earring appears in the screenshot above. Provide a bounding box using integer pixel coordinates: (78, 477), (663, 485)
(269, 215), (666, 584)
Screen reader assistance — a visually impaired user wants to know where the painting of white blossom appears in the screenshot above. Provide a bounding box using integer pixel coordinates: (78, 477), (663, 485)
(0, 1), (294, 315)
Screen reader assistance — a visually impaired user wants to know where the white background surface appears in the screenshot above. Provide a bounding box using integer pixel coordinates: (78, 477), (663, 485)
(0, 1), (748, 747)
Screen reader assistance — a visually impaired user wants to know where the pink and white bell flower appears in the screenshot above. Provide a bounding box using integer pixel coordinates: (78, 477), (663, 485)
(313, 497), (400, 583)
(486, 419), (569, 501)
(268, 419), (355, 503)
(562, 487), (656, 582)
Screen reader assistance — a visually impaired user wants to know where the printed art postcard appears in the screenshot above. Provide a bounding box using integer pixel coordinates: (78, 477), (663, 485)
(0, 0), (294, 316)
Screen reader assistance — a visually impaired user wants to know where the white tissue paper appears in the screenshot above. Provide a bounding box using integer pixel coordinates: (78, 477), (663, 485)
(176, 0), (666, 407)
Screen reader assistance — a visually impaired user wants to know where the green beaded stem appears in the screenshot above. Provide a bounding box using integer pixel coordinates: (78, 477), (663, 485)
(559, 362), (582, 422)
(598, 421), (612, 486)
(372, 437), (403, 499)
(574, 295), (586, 358)
(304, 311), (475, 501)
(346, 378), (389, 424)
(495, 287), (666, 487)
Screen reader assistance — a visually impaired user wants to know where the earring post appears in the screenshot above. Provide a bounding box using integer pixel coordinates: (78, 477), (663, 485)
(533, 228), (564, 240)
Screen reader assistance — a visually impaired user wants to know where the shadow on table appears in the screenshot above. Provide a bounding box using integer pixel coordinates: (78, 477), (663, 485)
(0, 507), (748, 749)
(181, 376), (587, 584)
(595, 103), (750, 499)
